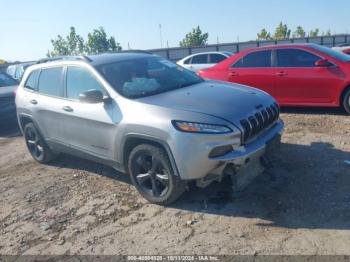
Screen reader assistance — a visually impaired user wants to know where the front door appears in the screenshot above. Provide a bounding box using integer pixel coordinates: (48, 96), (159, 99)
(274, 48), (341, 105)
(61, 66), (118, 159)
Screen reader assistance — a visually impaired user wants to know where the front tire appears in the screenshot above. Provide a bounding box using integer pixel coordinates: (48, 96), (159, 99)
(24, 123), (57, 163)
(343, 88), (350, 115)
(128, 144), (186, 205)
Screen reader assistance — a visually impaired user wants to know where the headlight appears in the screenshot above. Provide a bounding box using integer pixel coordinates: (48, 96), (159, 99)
(172, 120), (232, 134)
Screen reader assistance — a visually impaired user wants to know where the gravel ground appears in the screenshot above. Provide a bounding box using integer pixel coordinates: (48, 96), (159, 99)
(0, 108), (349, 255)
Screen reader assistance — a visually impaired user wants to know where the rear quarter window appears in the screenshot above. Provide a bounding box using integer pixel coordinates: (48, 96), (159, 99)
(24, 70), (39, 90)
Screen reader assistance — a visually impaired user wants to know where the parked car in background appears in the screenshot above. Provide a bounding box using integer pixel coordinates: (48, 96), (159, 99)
(333, 43), (350, 55)
(177, 51), (233, 72)
(198, 44), (350, 114)
(16, 52), (283, 204)
(0, 72), (18, 122)
(7, 62), (35, 81)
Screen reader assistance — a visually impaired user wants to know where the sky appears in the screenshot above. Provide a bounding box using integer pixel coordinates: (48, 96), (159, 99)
(1, 0), (349, 61)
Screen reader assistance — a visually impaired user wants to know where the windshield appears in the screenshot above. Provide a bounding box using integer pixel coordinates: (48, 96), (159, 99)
(0, 72), (18, 87)
(312, 44), (350, 62)
(97, 56), (204, 98)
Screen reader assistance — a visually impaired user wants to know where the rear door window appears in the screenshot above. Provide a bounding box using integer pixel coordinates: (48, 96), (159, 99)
(38, 67), (63, 97)
(191, 54), (208, 64)
(232, 50), (272, 68)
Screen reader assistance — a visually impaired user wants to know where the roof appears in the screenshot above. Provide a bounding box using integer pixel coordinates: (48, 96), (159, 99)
(88, 52), (154, 66)
(249, 43), (319, 51)
(34, 51), (155, 67)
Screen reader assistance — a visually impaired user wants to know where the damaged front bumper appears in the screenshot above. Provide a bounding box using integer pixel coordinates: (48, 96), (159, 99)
(196, 120), (284, 188)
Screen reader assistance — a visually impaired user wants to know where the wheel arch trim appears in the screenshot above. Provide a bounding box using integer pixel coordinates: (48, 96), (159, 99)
(120, 133), (180, 177)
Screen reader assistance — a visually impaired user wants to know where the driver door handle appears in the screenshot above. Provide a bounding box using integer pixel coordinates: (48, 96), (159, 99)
(276, 71), (288, 76)
(62, 106), (74, 112)
(229, 72), (239, 77)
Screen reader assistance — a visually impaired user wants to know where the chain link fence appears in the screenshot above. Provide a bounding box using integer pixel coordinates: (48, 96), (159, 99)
(148, 34), (350, 62)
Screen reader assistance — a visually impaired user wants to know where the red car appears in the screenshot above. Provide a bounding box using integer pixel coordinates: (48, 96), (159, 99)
(198, 44), (350, 114)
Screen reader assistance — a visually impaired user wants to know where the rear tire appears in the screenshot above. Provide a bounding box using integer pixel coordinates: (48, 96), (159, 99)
(342, 88), (350, 115)
(24, 123), (57, 163)
(128, 144), (186, 205)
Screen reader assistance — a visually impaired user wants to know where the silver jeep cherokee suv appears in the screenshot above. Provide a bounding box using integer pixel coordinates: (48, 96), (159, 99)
(16, 52), (284, 204)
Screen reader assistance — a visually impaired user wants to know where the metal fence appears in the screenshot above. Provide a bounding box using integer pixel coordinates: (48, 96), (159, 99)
(148, 34), (350, 62)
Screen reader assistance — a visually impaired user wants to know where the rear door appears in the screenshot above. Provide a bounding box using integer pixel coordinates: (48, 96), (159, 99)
(227, 50), (275, 96)
(29, 67), (68, 144)
(60, 65), (117, 159)
(274, 48), (340, 105)
(188, 54), (209, 72)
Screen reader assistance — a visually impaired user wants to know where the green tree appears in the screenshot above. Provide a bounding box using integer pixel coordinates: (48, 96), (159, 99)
(309, 28), (320, 37)
(273, 22), (291, 39)
(0, 59), (7, 64)
(257, 28), (271, 40)
(47, 26), (122, 57)
(48, 27), (85, 57)
(179, 26), (209, 47)
(85, 27), (122, 54)
(322, 29), (332, 36)
(293, 26), (306, 38)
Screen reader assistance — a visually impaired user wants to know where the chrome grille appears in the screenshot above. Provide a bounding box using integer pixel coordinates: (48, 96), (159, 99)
(240, 103), (280, 143)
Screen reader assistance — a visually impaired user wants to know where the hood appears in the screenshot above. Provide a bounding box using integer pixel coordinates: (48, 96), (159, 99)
(137, 80), (275, 124)
(0, 85), (17, 98)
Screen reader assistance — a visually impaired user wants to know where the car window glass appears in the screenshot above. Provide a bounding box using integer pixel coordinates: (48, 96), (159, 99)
(232, 50), (271, 68)
(15, 67), (24, 80)
(277, 49), (321, 67)
(97, 57), (203, 98)
(24, 70), (39, 90)
(210, 54), (227, 63)
(191, 54), (208, 64)
(38, 67), (63, 97)
(66, 66), (106, 100)
(0, 73), (18, 87)
(183, 58), (191, 65)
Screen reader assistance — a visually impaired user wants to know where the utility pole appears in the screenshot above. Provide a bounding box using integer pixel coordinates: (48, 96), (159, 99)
(159, 24), (163, 48)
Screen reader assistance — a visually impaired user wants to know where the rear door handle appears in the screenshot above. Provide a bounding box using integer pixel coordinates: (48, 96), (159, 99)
(276, 72), (288, 76)
(62, 106), (74, 112)
(30, 99), (38, 105)
(229, 72), (239, 77)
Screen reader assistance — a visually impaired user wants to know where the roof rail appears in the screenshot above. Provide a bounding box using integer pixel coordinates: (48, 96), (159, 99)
(36, 55), (92, 64)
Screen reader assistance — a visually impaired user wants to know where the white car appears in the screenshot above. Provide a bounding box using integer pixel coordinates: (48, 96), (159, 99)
(177, 51), (233, 72)
(332, 43), (350, 54)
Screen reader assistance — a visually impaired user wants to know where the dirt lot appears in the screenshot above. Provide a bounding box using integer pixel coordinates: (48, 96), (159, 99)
(0, 108), (350, 255)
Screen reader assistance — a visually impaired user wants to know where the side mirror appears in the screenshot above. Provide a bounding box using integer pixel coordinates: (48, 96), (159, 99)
(79, 89), (104, 104)
(315, 59), (333, 67)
